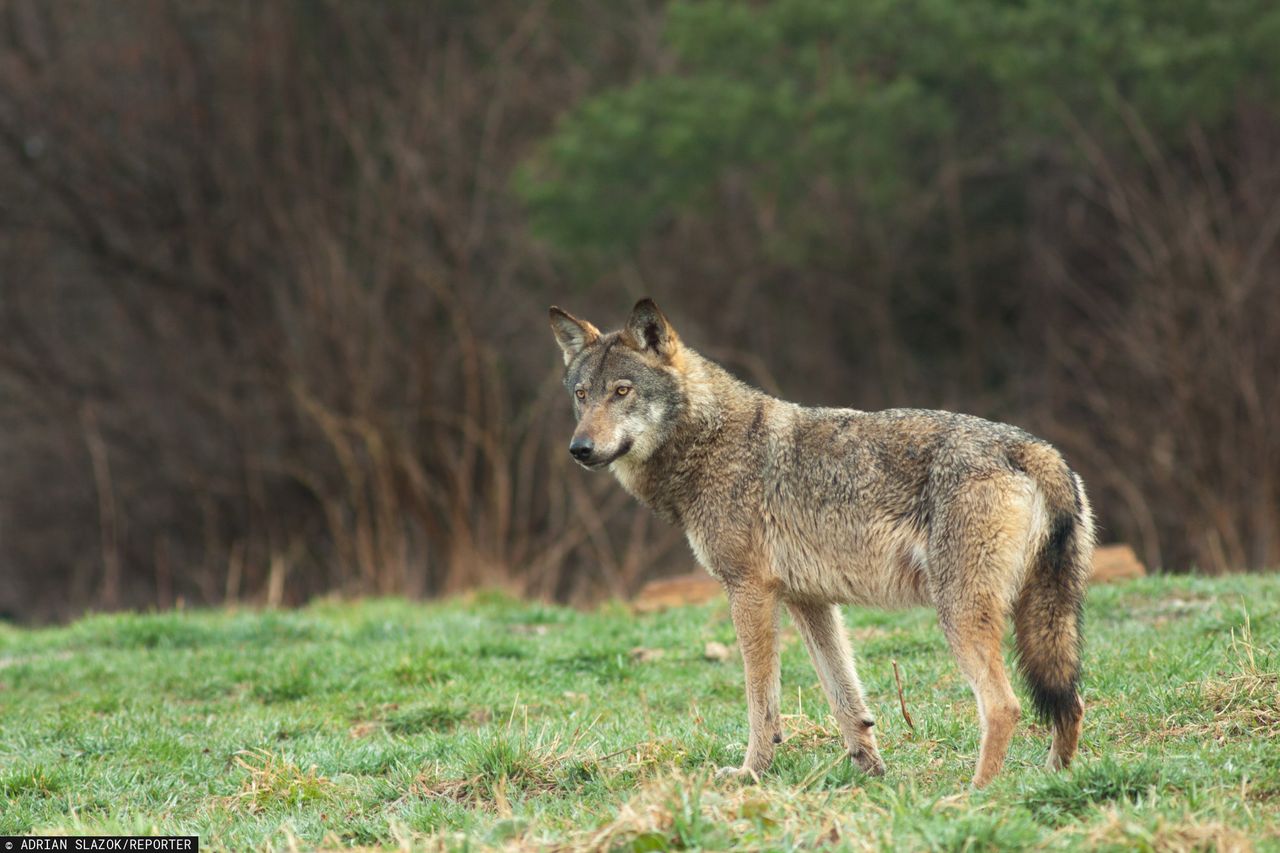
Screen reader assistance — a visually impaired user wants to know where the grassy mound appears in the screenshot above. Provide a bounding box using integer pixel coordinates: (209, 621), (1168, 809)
(1, 575), (1277, 849)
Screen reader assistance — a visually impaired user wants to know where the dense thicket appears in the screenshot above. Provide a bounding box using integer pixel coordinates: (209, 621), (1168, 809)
(1, 1), (1276, 620)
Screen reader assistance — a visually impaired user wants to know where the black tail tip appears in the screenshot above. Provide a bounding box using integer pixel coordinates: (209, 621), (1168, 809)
(1029, 680), (1082, 728)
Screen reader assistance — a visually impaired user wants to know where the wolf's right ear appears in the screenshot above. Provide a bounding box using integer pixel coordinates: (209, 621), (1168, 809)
(549, 307), (601, 365)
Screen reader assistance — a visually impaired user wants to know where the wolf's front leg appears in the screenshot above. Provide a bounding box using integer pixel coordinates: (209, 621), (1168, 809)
(787, 601), (886, 777)
(717, 582), (781, 780)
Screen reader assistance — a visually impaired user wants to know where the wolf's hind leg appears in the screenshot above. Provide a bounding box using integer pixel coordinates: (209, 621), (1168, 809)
(937, 599), (1021, 788)
(932, 477), (1037, 787)
(720, 582), (781, 779)
(787, 601), (886, 776)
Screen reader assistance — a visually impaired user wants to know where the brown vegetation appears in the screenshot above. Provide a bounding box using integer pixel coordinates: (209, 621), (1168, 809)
(0, 1), (681, 619)
(0, 3), (1276, 620)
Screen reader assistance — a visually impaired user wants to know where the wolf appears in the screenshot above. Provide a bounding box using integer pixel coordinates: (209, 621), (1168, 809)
(549, 299), (1094, 787)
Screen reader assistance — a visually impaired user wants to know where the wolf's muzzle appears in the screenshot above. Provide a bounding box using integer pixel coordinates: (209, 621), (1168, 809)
(569, 437), (632, 469)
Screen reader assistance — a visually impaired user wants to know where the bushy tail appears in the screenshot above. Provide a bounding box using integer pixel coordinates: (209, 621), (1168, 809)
(1009, 443), (1095, 732)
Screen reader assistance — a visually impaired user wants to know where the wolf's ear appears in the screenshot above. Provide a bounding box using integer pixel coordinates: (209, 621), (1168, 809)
(549, 306), (601, 365)
(623, 298), (680, 360)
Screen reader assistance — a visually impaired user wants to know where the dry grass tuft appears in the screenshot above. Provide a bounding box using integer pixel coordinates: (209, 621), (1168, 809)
(1195, 612), (1279, 736)
(412, 715), (601, 809)
(348, 721), (381, 740)
(572, 770), (878, 852)
(223, 749), (334, 813)
(1201, 673), (1280, 731)
(1083, 808), (1255, 853)
(778, 713), (840, 751)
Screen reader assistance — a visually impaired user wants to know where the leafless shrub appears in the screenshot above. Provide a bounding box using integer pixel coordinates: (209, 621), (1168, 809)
(0, 3), (1275, 620)
(1027, 102), (1280, 573)
(0, 1), (680, 620)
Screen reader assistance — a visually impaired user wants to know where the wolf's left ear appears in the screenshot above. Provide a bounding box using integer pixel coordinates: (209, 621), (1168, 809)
(549, 306), (601, 365)
(624, 298), (680, 361)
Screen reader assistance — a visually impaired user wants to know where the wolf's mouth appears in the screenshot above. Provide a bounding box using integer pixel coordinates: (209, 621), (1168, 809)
(580, 439), (633, 469)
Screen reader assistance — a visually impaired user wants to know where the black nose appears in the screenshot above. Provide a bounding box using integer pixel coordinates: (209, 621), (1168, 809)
(569, 438), (594, 461)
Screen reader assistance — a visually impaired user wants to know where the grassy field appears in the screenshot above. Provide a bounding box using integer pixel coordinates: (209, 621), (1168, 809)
(1, 575), (1277, 851)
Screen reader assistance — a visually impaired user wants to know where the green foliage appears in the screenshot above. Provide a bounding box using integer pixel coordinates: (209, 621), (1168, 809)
(519, 0), (1280, 251)
(903, 801), (1043, 852)
(384, 703), (468, 734)
(0, 765), (70, 799)
(1021, 757), (1165, 824)
(0, 576), (1276, 848)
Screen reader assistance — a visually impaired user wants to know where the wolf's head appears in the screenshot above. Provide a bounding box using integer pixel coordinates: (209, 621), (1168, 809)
(548, 299), (685, 470)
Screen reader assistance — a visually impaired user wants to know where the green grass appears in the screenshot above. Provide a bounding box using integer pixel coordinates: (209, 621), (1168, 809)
(1, 576), (1277, 850)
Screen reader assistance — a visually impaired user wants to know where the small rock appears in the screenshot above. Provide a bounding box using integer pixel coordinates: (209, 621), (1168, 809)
(704, 641), (732, 661)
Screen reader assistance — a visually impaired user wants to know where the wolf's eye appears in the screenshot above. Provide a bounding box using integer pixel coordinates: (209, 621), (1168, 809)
(575, 389), (586, 400)
(615, 386), (630, 397)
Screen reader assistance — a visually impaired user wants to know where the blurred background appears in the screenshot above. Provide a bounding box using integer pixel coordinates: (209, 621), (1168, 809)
(1, 1), (1277, 622)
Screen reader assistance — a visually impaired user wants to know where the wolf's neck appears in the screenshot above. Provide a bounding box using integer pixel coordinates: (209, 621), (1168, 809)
(610, 348), (767, 524)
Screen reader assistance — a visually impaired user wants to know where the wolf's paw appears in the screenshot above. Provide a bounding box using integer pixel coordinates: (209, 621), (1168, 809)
(715, 765), (761, 784)
(850, 747), (886, 777)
